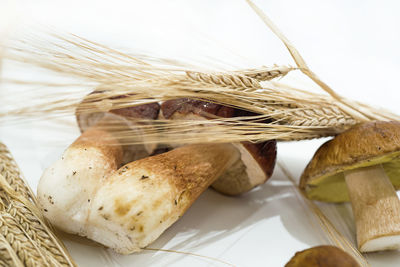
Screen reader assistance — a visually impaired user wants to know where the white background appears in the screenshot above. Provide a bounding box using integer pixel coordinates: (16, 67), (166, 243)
(1, 0), (400, 266)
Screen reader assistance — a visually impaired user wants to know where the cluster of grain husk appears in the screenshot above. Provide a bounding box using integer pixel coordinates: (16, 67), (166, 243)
(0, 142), (76, 266)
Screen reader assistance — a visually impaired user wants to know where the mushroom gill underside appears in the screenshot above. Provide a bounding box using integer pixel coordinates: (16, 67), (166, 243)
(303, 152), (400, 203)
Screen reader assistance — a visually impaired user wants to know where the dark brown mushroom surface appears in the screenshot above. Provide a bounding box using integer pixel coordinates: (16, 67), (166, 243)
(76, 90), (161, 164)
(285, 246), (360, 267)
(161, 98), (277, 195)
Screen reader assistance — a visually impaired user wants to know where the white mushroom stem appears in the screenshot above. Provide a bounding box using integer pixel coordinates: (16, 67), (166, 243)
(39, 119), (240, 253)
(86, 143), (240, 253)
(38, 118), (124, 234)
(344, 164), (400, 252)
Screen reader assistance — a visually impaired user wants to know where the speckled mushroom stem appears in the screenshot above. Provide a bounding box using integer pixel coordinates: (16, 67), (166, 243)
(86, 143), (240, 253)
(344, 164), (400, 252)
(37, 118), (125, 234)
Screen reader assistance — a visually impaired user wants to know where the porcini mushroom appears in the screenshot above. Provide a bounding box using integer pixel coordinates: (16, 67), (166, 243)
(300, 121), (400, 252)
(161, 98), (277, 195)
(285, 246), (359, 267)
(38, 94), (276, 252)
(38, 91), (160, 235)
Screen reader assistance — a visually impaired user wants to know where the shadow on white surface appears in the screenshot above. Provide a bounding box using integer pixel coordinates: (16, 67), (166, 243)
(60, 162), (328, 267)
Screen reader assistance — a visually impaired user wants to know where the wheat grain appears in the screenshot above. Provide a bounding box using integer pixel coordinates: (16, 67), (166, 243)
(185, 65), (293, 90)
(186, 71), (262, 90)
(0, 233), (23, 267)
(236, 65), (294, 81)
(0, 212), (50, 267)
(0, 241), (23, 267)
(0, 154), (35, 203)
(7, 201), (74, 266)
(281, 106), (356, 127)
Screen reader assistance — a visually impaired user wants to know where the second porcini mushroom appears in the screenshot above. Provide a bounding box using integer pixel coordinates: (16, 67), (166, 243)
(300, 121), (400, 252)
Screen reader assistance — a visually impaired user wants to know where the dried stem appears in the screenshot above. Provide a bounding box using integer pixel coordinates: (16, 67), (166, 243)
(1, 29), (398, 145)
(245, 0), (373, 122)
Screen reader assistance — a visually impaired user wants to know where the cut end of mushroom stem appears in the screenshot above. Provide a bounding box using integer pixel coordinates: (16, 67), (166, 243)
(344, 164), (400, 252)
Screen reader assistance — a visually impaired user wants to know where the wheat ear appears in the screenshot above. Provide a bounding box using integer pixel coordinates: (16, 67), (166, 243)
(2, 33), (399, 145)
(0, 212), (50, 267)
(0, 232), (24, 267)
(0, 142), (76, 266)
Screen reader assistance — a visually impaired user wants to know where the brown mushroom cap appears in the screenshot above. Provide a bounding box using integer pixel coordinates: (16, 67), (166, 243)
(76, 90), (160, 164)
(285, 246), (360, 267)
(161, 98), (277, 195)
(300, 121), (400, 202)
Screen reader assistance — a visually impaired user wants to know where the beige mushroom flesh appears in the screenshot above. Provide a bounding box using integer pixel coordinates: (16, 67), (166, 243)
(161, 98), (277, 196)
(300, 121), (400, 252)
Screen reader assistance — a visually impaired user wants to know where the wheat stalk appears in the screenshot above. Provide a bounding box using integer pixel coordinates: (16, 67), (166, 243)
(1, 20), (399, 146)
(1, 59), (396, 144)
(245, 0), (379, 125)
(278, 162), (370, 267)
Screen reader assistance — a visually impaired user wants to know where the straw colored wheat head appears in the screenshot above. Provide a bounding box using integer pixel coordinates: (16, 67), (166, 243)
(0, 143), (76, 267)
(1, 31), (398, 146)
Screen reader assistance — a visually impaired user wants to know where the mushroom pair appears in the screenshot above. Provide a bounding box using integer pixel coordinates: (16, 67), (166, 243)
(301, 121), (400, 252)
(38, 92), (276, 253)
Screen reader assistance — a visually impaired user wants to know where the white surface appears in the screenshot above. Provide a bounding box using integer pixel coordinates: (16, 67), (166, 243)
(1, 0), (400, 266)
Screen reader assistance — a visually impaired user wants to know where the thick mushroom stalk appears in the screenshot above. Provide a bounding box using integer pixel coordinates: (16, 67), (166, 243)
(344, 164), (400, 252)
(38, 119), (124, 234)
(38, 96), (160, 236)
(83, 143), (239, 253)
(300, 121), (400, 253)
